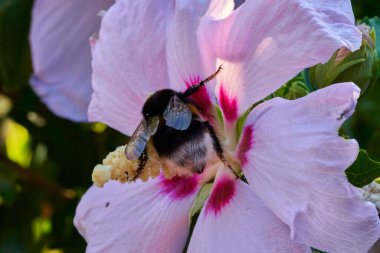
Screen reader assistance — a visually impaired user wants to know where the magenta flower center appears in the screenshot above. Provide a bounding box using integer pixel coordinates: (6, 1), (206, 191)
(205, 175), (236, 216)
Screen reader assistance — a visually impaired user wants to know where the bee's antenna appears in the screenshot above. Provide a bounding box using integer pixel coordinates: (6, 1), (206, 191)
(183, 65), (223, 97)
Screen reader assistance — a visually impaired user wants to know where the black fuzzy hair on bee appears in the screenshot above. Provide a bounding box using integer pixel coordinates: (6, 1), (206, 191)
(142, 89), (176, 118)
(125, 66), (228, 180)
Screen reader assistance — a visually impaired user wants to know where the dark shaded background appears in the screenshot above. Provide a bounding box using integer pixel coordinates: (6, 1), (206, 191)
(0, 0), (378, 252)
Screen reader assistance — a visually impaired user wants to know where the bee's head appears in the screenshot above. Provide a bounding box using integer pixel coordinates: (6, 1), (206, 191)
(142, 89), (176, 119)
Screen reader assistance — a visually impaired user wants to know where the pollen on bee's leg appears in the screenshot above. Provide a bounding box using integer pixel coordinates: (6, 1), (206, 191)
(92, 144), (170, 187)
(143, 142), (162, 180)
(161, 164), (175, 178)
(102, 146), (138, 182)
(92, 146), (138, 187)
(138, 143), (170, 182)
(92, 164), (111, 188)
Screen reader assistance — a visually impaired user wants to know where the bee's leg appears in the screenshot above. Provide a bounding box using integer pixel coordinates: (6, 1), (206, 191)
(130, 148), (148, 181)
(203, 121), (239, 178)
(182, 65), (223, 97)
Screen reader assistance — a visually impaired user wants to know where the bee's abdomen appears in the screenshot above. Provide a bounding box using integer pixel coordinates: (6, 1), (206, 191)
(152, 120), (211, 173)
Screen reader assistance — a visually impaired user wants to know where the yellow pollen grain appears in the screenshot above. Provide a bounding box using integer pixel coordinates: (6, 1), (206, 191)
(92, 143), (175, 187)
(92, 164), (111, 187)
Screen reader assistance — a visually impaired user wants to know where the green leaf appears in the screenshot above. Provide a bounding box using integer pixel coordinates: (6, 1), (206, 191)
(273, 77), (309, 100)
(189, 183), (213, 219)
(0, 172), (17, 206)
(0, 162), (19, 207)
(363, 17), (380, 59)
(183, 183), (213, 253)
(0, 0), (33, 92)
(235, 108), (250, 142)
(214, 105), (224, 129)
(345, 149), (380, 187)
(271, 76), (309, 100)
(310, 27), (378, 94)
(311, 248), (327, 253)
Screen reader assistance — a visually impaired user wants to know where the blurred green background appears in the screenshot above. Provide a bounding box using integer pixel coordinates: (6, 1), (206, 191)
(0, 0), (379, 252)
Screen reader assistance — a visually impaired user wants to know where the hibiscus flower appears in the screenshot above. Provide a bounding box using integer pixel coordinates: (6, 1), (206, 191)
(70, 0), (380, 252)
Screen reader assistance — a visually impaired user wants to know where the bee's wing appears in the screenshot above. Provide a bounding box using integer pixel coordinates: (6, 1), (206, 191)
(163, 95), (192, 130)
(145, 116), (159, 135)
(125, 117), (159, 160)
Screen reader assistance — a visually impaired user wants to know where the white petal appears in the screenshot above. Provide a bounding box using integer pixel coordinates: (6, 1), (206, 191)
(240, 83), (380, 253)
(74, 176), (200, 252)
(166, 0), (234, 91)
(30, 0), (113, 121)
(89, 0), (172, 135)
(198, 0), (361, 118)
(188, 174), (310, 253)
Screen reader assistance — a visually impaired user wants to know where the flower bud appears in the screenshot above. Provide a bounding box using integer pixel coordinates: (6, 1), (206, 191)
(273, 77), (309, 100)
(310, 24), (378, 95)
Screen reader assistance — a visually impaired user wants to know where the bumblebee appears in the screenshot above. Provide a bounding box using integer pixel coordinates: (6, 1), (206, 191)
(125, 66), (228, 178)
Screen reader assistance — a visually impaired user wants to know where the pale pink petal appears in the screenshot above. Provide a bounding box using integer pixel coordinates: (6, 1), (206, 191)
(89, 0), (172, 135)
(166, 0), (234, 92)
(206, 0), (235, 19)
(198, 0), (362, 119)
(239, 83), (380, 252)
(74, 176), (200, 253)
(30, 0), (113, 121)
(165, 0), (210, 98)
(163, 1), (233, 117)
(188, 175), (310, 253)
